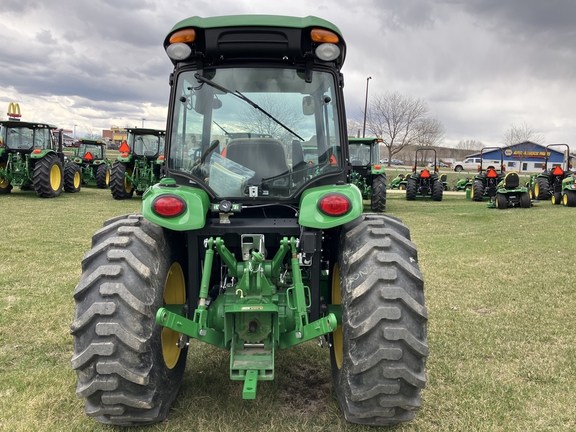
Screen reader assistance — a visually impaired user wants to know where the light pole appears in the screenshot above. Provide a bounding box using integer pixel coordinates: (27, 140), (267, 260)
(142, 118), (146, 128)
(73, 124), (77, 140)
(362, 76), (371, 138)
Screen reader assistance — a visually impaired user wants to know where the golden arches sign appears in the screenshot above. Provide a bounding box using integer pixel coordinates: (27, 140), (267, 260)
(7, 102), (21, 118)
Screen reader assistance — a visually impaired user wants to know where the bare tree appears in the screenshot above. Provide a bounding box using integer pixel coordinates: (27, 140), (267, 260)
(502, 122), (546, 172)
(363, 92), (443, 165)
(457, 139), (483, 151)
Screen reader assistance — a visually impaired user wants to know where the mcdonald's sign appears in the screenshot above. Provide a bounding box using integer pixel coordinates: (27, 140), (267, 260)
(7, 102), (21, 119)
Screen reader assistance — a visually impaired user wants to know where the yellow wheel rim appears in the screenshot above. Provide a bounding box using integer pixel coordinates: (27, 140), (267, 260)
(563, 193), (568, 206)
(331, 264), (343, 369)
(124, 168), (133, 193)
(0, 163), (9, 189)
(105, 170), (110, 186)
(162, 262), (186, 369)
(50, 164), (61, 190)
(74, 171), (81, 189)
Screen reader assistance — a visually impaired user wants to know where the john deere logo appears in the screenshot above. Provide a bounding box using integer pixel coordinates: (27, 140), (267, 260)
(7, 102), (21, 119)
(504, 148), (513, 157)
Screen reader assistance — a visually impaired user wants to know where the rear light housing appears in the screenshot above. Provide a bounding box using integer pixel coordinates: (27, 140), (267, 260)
(152, 195), (187, 218)
(318, 193), (351, 216)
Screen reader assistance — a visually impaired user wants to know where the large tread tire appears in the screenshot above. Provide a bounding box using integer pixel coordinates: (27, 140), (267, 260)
(0, 161), (12, 194)
(472, 180), (484, 201)
(563, 191), (576, 207)
(330, 214), (427, 426)
(33, 153), (63, 198)
(534, 177), (550, 200)
(110, 161), (134, 200)
(405, 178), (417, 200)
(432, 180), (443, 201)
(96, 164), (111, 189)
(64, 163), (82, 193)
(370, 173), (387, 212)
(71, 214), (187, 425)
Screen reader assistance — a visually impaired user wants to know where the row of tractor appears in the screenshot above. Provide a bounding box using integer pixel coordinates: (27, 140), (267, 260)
(351, 139), (576, 210)
(0, 118), (165, 199)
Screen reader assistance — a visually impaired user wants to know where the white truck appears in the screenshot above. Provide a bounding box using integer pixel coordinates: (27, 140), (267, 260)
(453, 156), (502, 172)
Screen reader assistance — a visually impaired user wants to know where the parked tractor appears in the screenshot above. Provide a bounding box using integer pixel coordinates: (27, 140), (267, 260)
(488, 171), (531, 209)
(453, 173), (472, 192)
(388, 169), (410, 190)
(348, 137), (386, 211)
(110, 128), (165, 199)
(71, 15), (427, 427)
(0, 120), (66, 197)
(405, 148), (443, 200)
(558, 172), (576, 206)
(527, 144), (572, 203)
(64, 138), (111, 192)
(471, 147), (505, 201)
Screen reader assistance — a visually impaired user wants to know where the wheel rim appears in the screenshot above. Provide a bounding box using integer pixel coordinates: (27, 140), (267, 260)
(331, 263), (343, 370)
(162, 262), (186, 369)
(0, 163), (9, 189)
(124, 167), (133, 193)
(534, 183), (540, 197)
(563, 193), (568, 206)
(105, 170), (110, 185)
(50, 164), (61, 190)
(74, 171), (81, 189)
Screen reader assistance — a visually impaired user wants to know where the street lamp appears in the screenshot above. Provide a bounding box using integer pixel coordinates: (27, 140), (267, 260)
(362, 77), (372, 138)
(73, 124), (77, 140)
(142, 118), (146, 128)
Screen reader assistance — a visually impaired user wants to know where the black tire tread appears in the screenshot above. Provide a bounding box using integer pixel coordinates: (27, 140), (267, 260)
(33, 153), (63, 198)
(370, 173), (387, 212)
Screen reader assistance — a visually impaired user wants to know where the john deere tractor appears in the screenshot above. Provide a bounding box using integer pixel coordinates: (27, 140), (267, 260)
(0, 120), (65, 197)
(527, 144), (572, 204)
(71, 15), (427, 427)
(348, 137), (386, 211)
(64, 138), (111, 192)
(470, 147), (505, 201)
(405, 148), (443, 200)
(110, 128), (166, 199)
(489, 171), (531, 209)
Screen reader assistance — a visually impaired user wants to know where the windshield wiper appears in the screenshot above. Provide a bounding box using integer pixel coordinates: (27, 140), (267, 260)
(194, 73), (304, 142)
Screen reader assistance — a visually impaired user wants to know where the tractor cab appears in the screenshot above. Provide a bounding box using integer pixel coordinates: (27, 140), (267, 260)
(347, 138), (386, 211)
(0, 121), (58, 153)
(123, 128), (166, 159)
(76, 138), (106, 164)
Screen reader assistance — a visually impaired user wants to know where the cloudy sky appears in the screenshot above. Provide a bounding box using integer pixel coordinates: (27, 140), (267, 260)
(1, 0), (575, 147)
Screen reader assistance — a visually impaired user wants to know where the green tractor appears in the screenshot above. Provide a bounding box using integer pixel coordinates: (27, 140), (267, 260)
(527, 144), (572, 204)
(110, 128), (166, 199)
(453, 171), (472, 192)
(405, 148), (443, 200)
(470, 147), (505, 201)
(557, 171), (576, 206)
(0, 120), (65, 197)
(348, 137), (387, 211)
(71, 15), (427, 427)
(489, 171), (531, 209)
(388, 169), (410, 190)
(64, 138), (111, 192)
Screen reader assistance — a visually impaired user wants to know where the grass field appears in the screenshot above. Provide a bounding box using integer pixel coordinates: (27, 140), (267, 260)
(1, 186), (575, 431)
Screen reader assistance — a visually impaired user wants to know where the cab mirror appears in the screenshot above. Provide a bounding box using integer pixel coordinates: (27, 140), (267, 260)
(302, 96), (315, 116)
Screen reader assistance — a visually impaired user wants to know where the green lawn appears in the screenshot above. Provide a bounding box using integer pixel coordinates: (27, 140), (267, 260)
(0, 187), (575, 431)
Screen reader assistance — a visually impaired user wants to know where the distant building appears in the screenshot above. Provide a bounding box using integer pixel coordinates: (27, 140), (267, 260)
(102, 126), (128, 145)
(464, 142), (572, 173)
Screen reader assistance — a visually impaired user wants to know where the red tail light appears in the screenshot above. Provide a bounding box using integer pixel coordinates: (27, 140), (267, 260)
(33, 149), (42, 154)
(552, 166), (564, 176)
(318, 193), (351, 216)
(119, 141), (130, 153)
(373, 164), (382, 170)
(487, 168), (498, 178)
(152, 195), (186, 217)
(421, 169), (430, 179)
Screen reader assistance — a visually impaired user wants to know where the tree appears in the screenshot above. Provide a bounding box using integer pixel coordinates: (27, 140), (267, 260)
(502, 123), (546, 172)
(457, 139), (483, 151)
(362, 92), (444, 165)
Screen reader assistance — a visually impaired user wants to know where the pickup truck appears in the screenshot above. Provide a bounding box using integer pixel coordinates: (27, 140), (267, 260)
(453, 157), (502, 172)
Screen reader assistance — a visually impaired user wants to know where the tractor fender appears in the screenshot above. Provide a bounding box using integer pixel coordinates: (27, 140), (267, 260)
(298, 184), (363, 229)
(142, 182), (210, 231)
(30, 149), (55, 160)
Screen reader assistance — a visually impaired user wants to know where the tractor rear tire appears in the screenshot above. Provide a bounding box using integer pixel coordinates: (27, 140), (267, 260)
(563, 191), (576, 207)
(520, 192), (531, 208)
(71, 214), (187, 425)
(472, 180), (484, 201)
(370, 174), (387, 212)
(405, 179), (417, 200)
(432, 180), (443, 201)
(64, 163), (82, 193)
(551, 192), (562, 205)
(330, 214), (427, 426)
(96, 164), (111, 189)
(534, 177), (550, 200)
(111, 161), (134, 199)
(33, 153), (63, 198)
(0, 162), (12, 194)
(495, 193), (507, 209)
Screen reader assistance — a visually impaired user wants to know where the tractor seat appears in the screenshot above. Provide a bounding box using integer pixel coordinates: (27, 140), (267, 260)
(225, 138), (289, 183)
(503, 171), (520, 189)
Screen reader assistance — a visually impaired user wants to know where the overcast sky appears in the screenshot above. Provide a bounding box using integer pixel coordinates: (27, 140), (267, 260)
(1, 0), (575, 147)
